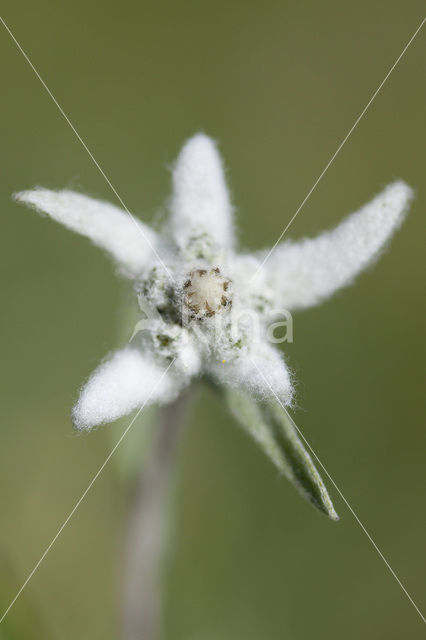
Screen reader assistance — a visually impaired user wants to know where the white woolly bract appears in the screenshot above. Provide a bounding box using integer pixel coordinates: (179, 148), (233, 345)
(72, 348), (179, 431)
(14, 189), (159, 278)
(170, 133), (234, 253)
(258, 180), (413, 310)
(209, 341), (293, 405)
(144, 321), (202, 377)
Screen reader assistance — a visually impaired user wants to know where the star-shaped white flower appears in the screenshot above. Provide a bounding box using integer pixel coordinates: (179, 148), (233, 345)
(15, 134), (413, 517)
(15, 133), (413, 429)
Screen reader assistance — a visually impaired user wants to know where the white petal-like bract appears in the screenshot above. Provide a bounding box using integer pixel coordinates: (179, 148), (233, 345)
(210, 341), (293, 405)
(72, 348), (178, 430)
(14, 189), (160, 278)
(258, 181), (413, 310)
(170, 134), (234, 253)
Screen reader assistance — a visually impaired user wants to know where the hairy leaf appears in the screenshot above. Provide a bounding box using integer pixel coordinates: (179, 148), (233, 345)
(226, 389), (338, 520)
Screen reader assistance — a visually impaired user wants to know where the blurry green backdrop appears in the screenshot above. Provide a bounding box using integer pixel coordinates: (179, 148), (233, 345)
(0, 1), (425, 638)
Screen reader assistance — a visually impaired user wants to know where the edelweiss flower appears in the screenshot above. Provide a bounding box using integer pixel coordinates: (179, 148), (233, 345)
(15, 134), (413, 517)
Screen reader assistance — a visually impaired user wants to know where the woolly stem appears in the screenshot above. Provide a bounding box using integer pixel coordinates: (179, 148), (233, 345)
(121, 392), (190, 640)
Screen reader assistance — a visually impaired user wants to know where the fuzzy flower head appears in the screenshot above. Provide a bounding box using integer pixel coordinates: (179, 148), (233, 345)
(15, 134), (413, 517)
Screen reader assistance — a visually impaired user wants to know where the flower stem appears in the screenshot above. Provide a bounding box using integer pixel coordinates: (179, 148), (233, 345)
(121, 392), (190, 640)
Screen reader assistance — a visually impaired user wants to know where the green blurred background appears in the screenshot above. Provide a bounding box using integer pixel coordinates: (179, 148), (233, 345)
(0, 1), (425, 638)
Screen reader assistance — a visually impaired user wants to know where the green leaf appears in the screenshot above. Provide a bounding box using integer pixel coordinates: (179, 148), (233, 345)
(226, 389), (338, 520)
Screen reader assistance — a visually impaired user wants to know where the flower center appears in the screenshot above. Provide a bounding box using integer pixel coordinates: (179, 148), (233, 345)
(184, 267), (232, 318)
